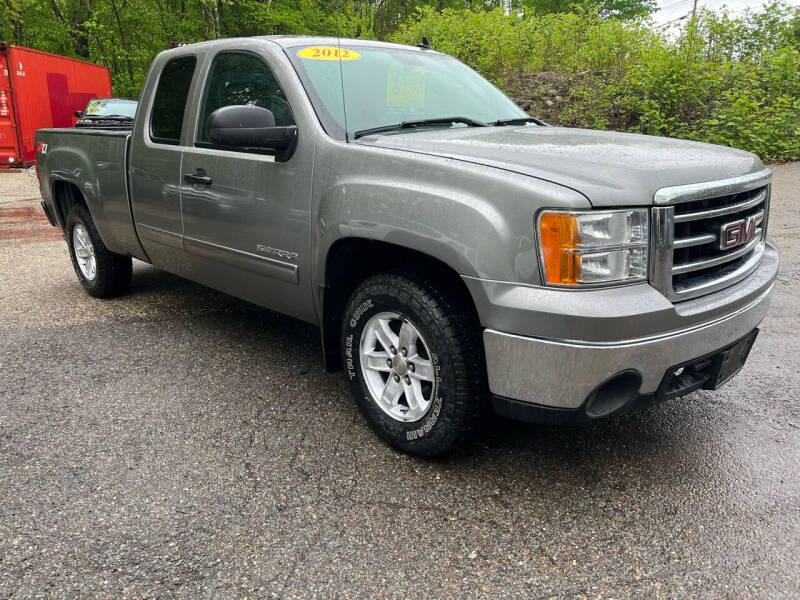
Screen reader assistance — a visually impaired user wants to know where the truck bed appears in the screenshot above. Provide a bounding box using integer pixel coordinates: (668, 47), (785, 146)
(35, 128), (145, 260)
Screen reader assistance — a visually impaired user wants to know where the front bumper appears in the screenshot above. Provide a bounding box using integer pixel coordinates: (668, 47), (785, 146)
(473, 242), (778, 417)
(491, 328), (760, 424)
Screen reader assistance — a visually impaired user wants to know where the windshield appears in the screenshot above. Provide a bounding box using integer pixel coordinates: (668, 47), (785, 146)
(82, 99), (137, 118)
(286, 44), (527, 140)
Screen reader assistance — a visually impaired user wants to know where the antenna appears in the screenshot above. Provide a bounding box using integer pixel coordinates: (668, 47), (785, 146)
(418, 36), (432, 50)
(336, 27), (350, 142)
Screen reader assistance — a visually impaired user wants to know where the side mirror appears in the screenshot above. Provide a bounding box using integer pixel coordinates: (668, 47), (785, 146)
(206, 105), (297, 162)
(74, 110), (83, 118)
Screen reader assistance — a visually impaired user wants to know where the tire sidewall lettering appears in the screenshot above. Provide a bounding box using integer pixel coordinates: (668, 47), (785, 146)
(349, 298), (373, 328)
(345, 298), (373, 380)
(345, 333), (356, 380)
(405, 352), (442, 440)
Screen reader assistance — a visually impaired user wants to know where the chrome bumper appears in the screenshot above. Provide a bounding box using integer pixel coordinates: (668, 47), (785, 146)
(484, 283), (774, 409)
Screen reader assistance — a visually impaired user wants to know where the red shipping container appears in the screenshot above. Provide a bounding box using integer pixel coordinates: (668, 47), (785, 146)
(0, 43), (112, 168)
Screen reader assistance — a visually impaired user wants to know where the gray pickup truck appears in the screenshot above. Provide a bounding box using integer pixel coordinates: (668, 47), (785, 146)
(35, 37), (779, 456)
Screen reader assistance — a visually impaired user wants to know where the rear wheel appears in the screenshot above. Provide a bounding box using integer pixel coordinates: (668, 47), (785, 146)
(341, 271), (485, 456)
(66, 203), (132, 298)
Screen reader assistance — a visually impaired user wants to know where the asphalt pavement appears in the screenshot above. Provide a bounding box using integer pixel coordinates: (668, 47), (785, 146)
(1, 165), (798, 599)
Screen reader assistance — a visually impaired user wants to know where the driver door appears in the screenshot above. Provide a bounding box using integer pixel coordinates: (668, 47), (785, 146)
(179, 50), (313, 321)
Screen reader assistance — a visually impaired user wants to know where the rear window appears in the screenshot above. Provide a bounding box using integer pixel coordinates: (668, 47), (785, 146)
(150, 56), (197, 145)
(84, 99), (137, 118)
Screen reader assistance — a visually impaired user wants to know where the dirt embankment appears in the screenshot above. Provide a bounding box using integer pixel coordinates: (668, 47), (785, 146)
(504, 71), (588, 125)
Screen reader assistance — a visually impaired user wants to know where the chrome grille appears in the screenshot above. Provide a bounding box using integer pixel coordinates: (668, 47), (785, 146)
(651, 169), (771, 302)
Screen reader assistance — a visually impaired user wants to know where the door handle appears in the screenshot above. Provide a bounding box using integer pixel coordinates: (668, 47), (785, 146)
(184, 168), (212, 185)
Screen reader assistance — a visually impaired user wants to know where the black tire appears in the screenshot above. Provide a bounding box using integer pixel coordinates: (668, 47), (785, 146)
(66, 203), (132, 298)
(341, 271), (486, 457)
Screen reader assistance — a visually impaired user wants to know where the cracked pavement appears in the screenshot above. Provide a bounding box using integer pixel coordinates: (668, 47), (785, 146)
(0, 165), (798, 598)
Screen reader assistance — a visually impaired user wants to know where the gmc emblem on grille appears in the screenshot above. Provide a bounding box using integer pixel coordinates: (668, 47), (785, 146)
(719, 210), (764, 250)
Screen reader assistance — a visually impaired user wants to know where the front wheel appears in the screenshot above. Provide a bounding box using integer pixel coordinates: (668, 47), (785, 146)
(341, 272), (486, 456)
(66, 203), (132, 298)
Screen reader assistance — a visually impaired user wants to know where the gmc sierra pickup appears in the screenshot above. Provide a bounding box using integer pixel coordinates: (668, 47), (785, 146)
(35, 37), (779, 456)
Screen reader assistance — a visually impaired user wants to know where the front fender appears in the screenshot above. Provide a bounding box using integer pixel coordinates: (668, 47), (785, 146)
(316, 176), (510, 281)
(312, 141), (590, 289)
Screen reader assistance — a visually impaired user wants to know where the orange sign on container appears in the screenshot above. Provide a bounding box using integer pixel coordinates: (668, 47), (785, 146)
(0, 43), (112, 168)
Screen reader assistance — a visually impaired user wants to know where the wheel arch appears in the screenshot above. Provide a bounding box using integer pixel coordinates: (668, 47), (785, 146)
(319, 237), (481, 372)
(47, 166), (147, 261)
(51, 179), (88, 231)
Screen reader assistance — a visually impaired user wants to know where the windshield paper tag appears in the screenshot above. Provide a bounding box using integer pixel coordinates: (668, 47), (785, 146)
(297, 46), (361, 61)
(85, 100), (102, 114)
(387, 65), (425, 107)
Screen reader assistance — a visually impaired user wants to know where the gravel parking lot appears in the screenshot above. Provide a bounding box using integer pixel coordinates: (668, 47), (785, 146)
(1, 165), (798, 599)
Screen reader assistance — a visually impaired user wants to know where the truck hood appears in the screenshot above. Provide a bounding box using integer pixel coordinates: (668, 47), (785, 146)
(357, 126), (764, 206)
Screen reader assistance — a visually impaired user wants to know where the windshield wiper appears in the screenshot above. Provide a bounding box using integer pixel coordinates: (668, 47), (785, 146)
(489, 117), (547, 126)
(353, 116), (487, 140)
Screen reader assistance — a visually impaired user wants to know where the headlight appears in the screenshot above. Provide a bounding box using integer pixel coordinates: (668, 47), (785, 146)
(538, 209), (648, 286)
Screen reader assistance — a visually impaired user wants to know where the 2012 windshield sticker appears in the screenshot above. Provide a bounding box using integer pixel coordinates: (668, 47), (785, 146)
(297, 46), (361, 61)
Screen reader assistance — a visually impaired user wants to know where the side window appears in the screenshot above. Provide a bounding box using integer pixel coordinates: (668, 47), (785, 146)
(150, 56), (197, 145)
(197, 52), (295, 144)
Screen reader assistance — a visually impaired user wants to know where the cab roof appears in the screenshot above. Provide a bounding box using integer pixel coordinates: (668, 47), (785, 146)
(262, 36), (433, 53)
(163, 36), (439, 55)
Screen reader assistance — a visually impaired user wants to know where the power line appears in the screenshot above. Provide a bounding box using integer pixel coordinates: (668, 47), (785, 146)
(654, 13), (690, 28)
(660, 0), (800, 15)
(659, 0), (692, 11)
(652, 0), (800, 28)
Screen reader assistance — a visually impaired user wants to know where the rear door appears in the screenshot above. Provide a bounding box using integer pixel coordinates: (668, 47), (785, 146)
(129, 53), (200, 267)
(178, 48), (314, 321)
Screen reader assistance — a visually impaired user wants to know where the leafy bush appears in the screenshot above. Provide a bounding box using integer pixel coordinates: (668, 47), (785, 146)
(392, 3), (800, 161)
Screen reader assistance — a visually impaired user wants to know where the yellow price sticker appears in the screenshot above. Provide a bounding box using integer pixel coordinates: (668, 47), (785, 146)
(297, 46), (361, 61)
(85, 100), (102, 114)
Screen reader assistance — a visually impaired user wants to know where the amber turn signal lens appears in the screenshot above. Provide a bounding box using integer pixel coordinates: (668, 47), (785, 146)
(539, 212), (580, 285)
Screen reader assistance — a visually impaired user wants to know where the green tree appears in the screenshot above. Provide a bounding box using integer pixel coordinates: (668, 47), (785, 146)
(1, 0), (798, 159)
(518, 0), (656, 20)
(374, 0), (505, 38)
